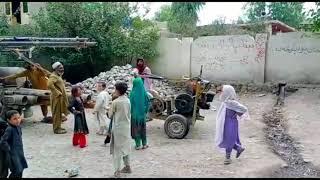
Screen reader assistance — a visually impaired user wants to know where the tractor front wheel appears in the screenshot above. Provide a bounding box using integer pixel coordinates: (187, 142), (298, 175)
(164, 114), (189, 139)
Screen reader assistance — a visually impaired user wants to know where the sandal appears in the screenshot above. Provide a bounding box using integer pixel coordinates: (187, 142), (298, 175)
(120, 166), (132, 173)
(142, 145), (149, 149)
(236, 148), (245, 158)
(113, 171), (121, 178)
(224, 158), (232, 165)
(54, 129), (67, 134)
(135, 146), (142, 150)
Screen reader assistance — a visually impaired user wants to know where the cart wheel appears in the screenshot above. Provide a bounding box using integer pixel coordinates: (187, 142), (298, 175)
(164, 114), (189, 139)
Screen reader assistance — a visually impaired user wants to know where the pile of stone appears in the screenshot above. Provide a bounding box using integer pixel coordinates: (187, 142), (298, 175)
(81, 64), (183, 99)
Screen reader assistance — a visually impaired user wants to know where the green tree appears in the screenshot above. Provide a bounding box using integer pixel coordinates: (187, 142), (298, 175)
(154, 5), (172, 22)
(268, 2), (305, 28)
(154, 2), (205, 36)
(243, 2), (305, 28)
(169, 2), (205, 36)
(309, 2), (320, 32)
(243, 2), (267, 22)
(0, 2), (160, 83)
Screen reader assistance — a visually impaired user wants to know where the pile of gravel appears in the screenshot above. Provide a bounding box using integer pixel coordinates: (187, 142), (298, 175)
(81, 64), (183, 99)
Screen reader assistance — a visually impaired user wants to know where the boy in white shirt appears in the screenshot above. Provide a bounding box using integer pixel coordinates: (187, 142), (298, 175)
(93, 82), (111, 135)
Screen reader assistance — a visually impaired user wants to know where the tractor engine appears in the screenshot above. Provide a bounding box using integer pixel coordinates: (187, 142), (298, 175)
(175, 79), (215, 116)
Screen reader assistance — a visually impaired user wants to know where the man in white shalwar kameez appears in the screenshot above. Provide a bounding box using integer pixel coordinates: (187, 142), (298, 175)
(93, 82), (111, 135)
(109, 82), (132, 177)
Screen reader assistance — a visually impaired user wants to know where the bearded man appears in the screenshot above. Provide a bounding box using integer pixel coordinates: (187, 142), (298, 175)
(47, 62), (69, 134)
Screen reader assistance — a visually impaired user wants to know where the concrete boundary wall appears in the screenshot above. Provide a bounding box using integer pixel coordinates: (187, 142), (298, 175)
(266, 32), (320, 83)
(151, 32), (320, 84)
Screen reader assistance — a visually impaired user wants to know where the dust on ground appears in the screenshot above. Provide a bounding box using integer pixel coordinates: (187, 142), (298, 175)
(21, 93), (283, 178)
(284, 88), (320, 168)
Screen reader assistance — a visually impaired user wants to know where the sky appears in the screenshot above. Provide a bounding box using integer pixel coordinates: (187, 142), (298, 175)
(137, 2), (316, 26)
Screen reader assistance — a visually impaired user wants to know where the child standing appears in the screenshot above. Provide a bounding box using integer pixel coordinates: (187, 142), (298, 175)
(104, 92), (119, 145)
(0, 116), (9, 178)
(68, 85), (89, 148)
(215, 85), (249, 165)
(109, 82), (132, 178)
(0, 110), (28, 178)
(93, 82), (111, 135)
(129, 77), (150, 150)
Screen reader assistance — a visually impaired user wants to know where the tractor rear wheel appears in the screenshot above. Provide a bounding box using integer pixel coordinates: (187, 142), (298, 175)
(164, 114), (189, 139)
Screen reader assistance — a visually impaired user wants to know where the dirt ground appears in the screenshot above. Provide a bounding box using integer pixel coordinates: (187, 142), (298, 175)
(284, 88), (320, 168)
(20, 93), (284, 178)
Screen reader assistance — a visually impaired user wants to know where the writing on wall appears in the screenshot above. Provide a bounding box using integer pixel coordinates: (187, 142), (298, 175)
(191, 35), (256, 71)
(272, 46), (320, 55)
(266, 33), (320, 83)
(194, 36), (255, 50)
(191, 35), (257, 81)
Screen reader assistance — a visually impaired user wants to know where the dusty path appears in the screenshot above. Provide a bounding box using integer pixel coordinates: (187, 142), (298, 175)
(20, 93), (282, 178)
(284, 88), (320, 168)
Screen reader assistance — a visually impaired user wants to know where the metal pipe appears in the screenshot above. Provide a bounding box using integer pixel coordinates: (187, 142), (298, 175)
(4, 88), (51, 97)
(0, 37), (90, 41)
(81, 94), (92, 103)
(2, 95), (28, 105)
(0, 41), (97, 47)
(26, 95), (38, 105)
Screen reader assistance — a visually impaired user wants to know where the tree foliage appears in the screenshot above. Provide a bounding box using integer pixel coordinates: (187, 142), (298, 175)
(0, 2), (160, 83)
(154, 2), (205, 36)
(154, 5), (172, 22)
(243, 2), (305, 28)
(309, 2), (320, 32)
(243, 2), (267, 22)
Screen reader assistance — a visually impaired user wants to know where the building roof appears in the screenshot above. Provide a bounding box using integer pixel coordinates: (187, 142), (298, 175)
(196, 20), (297, 34)
(237, 20), (297, 33)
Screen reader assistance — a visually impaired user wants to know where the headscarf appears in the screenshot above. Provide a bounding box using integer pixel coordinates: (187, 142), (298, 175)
(215, 85), (249, 150)
(129, 77), (150, 123)
(136, 58), (146, 75)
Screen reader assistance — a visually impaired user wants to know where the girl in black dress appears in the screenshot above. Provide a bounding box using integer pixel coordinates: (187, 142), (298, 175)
(68, 85), (89, 148)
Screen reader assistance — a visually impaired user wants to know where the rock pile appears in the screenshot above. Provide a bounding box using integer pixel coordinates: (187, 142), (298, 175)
(81, 64), (183, 99)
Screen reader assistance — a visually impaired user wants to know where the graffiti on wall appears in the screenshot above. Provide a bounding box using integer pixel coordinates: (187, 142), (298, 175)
(273, 46), (320, 55)
(192, 35), (257, 73)
(194, 36), (255, 50)
(255, 33), (267, 63)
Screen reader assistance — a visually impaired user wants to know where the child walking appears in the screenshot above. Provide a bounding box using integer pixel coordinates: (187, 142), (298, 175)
(109, 82), (132, 178)
(215, 85), (249, 165)
(93, 81), (111, 135)
(0, 110), (28, 178)
(68, 85), (89, 148)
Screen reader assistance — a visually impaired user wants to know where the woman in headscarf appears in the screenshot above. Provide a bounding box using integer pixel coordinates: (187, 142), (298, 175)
(133, 58), (153, 91)
(215, 85), (249, 165)
(129, 77), (150, 150)
(133, 58), (155, 122)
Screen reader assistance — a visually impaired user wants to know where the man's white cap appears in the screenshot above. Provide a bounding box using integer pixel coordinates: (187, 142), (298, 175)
(52, 61), (62, 70)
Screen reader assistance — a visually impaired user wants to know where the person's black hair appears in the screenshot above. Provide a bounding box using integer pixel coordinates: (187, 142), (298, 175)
(98, 81), (107, 89)
(136, 58), (144, 64)
(5, 110), (20, 121)
(115, 82), (128, 95)
(71, 85), (81, 97)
